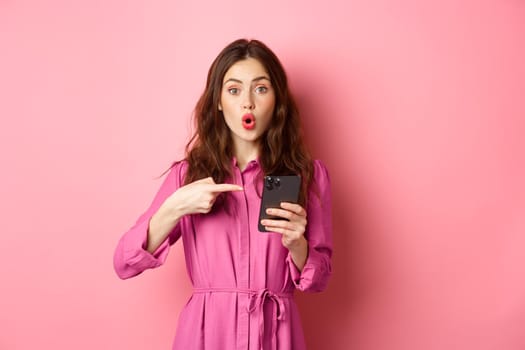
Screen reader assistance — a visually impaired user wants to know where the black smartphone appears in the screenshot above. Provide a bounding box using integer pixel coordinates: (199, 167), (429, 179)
(258, 175), (301, 232)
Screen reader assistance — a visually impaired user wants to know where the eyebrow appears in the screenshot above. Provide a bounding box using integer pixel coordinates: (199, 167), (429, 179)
(223, 76), (271, 86)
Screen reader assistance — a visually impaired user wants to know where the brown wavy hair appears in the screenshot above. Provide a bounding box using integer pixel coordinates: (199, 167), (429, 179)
(183, 38), (313, 205)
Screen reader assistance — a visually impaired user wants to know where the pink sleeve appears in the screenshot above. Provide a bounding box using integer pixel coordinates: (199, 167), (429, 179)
(287, 160), (333, 292)
(113, 162), (185, 279)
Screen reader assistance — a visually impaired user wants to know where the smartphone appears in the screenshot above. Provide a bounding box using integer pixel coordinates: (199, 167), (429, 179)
(258, 175), (301, 232)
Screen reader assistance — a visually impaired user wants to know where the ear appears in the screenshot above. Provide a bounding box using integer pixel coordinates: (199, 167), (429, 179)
(218, 103), (222, 111)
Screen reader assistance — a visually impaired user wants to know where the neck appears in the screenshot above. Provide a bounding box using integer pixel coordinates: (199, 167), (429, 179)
(233, 140), (260, 171)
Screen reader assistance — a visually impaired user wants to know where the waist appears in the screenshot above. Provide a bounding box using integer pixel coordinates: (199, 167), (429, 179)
(193, 287), (294, 298)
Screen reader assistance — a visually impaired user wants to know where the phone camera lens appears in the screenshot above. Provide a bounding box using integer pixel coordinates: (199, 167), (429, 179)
(265, 177), (273, 190)
(275, 178), (281, 187)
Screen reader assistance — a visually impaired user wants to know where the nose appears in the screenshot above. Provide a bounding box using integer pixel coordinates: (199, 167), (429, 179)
(242, 92), (254, 110)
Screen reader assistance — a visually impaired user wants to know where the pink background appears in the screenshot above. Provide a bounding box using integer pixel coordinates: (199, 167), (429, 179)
(1, 0), (524, 349)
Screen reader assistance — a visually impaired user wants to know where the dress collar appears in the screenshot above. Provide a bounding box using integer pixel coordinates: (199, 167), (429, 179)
(232, 156), (261, 171)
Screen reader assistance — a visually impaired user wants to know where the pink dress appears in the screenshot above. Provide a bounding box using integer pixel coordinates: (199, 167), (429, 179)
(113, 159), (333, 349)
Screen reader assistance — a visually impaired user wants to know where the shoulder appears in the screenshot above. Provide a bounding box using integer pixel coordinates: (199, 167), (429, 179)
(170, 159), (189, 173)
(164, 159), (189, 187)
(312, 159), (331, 186)
(307, 159), (331, 208)
(307, 159), (331, 197)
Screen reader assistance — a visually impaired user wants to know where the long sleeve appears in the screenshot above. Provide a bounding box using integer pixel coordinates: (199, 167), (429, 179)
(287, 160), (333, 292)
(113, 161), (186, 279)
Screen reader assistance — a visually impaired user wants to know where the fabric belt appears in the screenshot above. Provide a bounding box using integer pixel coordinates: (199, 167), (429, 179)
(193, 287), (293, 350)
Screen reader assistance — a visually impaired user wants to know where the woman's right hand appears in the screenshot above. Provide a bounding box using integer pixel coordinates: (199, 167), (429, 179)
(164, 177), (243, 216)
(146, 177), (243, 253)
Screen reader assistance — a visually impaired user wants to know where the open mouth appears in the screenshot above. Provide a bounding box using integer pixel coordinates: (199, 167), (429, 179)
(242, 114), (256, 130)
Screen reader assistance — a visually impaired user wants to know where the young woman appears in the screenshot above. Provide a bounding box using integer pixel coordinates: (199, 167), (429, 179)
(114, 38), (333, 350)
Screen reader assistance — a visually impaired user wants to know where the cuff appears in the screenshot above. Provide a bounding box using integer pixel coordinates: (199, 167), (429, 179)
(122, 218), (170, 271)
(286, 245), (331, 292)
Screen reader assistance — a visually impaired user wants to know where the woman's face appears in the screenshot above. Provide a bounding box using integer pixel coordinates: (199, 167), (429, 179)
(219, 57), (276, 149)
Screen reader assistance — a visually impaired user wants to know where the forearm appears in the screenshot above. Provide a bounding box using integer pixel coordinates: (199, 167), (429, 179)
(147, 205), (183, 253)
(287, 236), (308, 271)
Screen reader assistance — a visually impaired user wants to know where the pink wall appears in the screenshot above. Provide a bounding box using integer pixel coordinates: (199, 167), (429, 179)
(1, 0), (524, 349)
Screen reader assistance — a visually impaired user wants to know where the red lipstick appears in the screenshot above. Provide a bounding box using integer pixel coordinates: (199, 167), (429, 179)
(242, 114), (256, 130)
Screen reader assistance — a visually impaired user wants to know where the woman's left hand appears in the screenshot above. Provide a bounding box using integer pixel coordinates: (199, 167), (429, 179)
(260, 202), (308, 250)
(260, 202), (309, 270)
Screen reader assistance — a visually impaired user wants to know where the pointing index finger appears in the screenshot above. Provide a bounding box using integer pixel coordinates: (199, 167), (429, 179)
(210, 183), (244, 193)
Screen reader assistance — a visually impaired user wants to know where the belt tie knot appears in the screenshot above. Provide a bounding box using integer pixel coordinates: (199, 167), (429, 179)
(247, 288), (290, 350)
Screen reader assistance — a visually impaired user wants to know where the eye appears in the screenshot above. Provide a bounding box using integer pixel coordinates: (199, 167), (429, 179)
(228, 87), (240, 95)
(255, 86), (268, 94)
